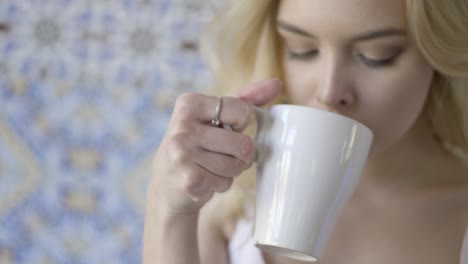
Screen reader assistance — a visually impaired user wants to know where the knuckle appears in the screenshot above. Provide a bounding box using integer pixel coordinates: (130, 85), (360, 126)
(240, 101), (253, 126)
(168, 132), (192, 164)
(170, 130), (188, 146)
(170, 130), (190, 146)
(175, 93), (200, 119)
(177, 93), (198, 105)
(184, 172), (205, 195)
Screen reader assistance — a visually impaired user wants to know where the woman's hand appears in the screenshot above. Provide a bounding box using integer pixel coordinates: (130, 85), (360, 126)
(150, 79), (282, 215)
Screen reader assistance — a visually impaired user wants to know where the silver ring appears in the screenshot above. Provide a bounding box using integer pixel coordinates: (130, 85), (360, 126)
(211, 96), (223, 127)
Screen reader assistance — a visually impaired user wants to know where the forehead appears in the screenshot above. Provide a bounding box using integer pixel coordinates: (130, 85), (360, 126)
(277, 0), (407, 37)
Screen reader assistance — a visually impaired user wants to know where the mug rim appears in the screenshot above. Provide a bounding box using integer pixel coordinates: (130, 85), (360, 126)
(268, 104), (373, 137)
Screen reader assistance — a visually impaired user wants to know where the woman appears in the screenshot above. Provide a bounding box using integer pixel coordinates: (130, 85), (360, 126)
(143, 0), (468, 263)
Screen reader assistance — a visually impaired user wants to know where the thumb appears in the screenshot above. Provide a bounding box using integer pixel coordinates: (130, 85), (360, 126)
(237, 79), (283, 106)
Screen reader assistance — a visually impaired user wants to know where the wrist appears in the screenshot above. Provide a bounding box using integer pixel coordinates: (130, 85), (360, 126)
(147, 178), (202, 217)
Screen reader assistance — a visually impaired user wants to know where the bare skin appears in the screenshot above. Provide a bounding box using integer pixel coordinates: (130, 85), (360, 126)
(200, 84), (468, 264)
(143, 0), (468, 263)
(142, 80), (282, 264)
(143, 80), (468, 264)
(258, 110), (468, 264)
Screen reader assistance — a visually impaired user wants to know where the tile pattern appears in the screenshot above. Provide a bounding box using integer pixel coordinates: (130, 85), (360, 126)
(0, 0), (213, 263)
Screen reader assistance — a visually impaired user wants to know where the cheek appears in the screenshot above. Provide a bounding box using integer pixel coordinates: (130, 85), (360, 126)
(361, 64), (434, 153)
(281, 49), (435, 154)
(282, 59), (319, 104)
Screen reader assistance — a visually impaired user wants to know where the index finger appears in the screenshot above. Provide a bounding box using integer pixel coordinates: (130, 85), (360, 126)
(173, 93), (256, 132)
(204, 96), (256, 132)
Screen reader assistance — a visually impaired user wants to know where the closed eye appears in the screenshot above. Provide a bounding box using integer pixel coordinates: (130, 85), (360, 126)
(359, 49), (404, 67)
(287, 49), (318, 60)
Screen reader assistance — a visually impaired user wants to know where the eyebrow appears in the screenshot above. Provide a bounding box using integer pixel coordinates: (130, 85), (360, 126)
(276, 20), (406, 42)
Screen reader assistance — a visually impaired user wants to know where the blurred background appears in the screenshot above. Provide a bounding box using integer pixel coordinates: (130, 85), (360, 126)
(0, 0), (213, 263)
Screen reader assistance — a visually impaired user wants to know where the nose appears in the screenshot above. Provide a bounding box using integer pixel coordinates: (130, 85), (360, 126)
(314, 57), (355, 111)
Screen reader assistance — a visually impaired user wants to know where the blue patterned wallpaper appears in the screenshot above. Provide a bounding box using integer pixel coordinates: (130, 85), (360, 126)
(0, 1), (212, 263)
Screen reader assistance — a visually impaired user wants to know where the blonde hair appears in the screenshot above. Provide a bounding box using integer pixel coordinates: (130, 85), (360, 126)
(201, 0), (283, 95)
(200, 0), (468, 219)
(406, 0), (468, 155)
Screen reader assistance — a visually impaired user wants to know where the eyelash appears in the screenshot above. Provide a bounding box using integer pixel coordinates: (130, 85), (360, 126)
(286, 50), (402, 67)
(287, 50), (318, 60)
(358, 53), (399, 67)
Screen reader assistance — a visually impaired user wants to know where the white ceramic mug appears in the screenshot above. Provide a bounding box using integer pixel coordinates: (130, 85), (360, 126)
(253, 104), (373, 262)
